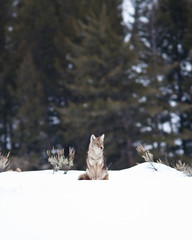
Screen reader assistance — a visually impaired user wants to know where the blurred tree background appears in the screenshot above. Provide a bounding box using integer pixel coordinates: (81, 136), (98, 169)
(0, 0), (192, 170)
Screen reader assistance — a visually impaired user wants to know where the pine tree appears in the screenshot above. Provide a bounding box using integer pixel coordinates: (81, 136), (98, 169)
(13, 51), (46, 169)
(59, 2), (144, 169)
(154, 0), (192, 163)
(130, 0), (192, 164)
(0, 0), (13, 152)
(130, 0), (171, 156)
(11, 0), (62, 149)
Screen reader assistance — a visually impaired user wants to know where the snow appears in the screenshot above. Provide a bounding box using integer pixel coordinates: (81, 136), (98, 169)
(122, 0), (134, 26)
(1, 162), (192, 240)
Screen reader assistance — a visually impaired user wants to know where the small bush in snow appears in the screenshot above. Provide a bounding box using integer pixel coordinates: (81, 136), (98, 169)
(136, 144), (192, 177)
(47, 147), (75, 174)
(175, 160), (192, 177)
(0, 152), (11, 172)
(136, 144), (158, 171)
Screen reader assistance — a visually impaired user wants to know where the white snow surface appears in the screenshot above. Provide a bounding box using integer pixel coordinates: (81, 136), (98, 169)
(0, 162), (192, 240)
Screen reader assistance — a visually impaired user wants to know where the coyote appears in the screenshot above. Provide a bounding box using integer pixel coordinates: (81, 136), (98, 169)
(78, 134), (109, 180)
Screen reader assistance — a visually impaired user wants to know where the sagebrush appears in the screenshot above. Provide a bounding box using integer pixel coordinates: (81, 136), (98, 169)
(136, 144), (192, 176)
(0, 152), (11, 172)
(47, 147), (75, 174)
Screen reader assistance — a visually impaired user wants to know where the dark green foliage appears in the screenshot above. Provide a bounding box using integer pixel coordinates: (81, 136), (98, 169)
(60, 2), (144, 169)
(131, 0), (192, 164)
(153, 0), (192, 162)
(12, 51), (46, 168)
(0, 0), (192, 170)
(0, 0), (13, 152)
(9, 0), (65, 169)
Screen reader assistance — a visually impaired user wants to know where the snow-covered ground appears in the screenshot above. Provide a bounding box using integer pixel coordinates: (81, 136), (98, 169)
(0, 162), (192, 240)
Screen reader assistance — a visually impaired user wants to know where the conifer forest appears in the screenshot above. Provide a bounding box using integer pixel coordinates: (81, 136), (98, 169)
(0, 0), (192, 171)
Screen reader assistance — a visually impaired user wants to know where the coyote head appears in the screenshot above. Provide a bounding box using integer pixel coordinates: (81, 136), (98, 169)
(90, 134), (105, 151)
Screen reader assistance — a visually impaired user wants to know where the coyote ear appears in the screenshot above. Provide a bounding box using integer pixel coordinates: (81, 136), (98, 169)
(90, 134), (96, 141)
(100, 134), (105, 141)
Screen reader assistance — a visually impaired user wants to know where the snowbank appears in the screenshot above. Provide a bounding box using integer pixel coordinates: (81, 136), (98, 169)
(0, 162), (192, 240)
